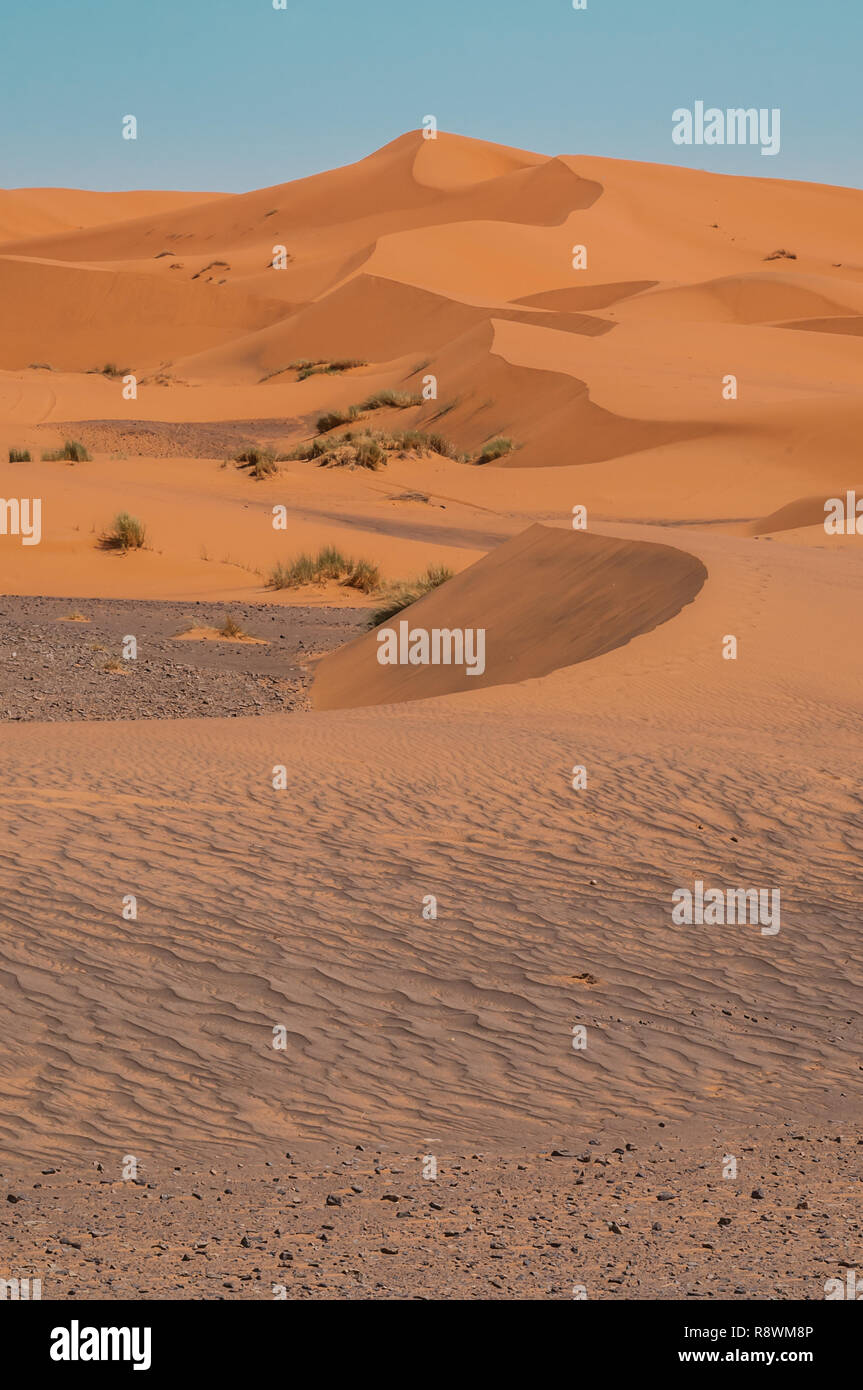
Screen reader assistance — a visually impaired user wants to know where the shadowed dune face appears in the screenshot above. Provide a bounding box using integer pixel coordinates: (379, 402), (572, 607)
(312, 524), (707, 710)
(513, 281), (659, 311)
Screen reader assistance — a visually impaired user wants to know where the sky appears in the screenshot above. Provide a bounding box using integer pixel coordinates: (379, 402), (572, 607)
(2, 0), (860, 192)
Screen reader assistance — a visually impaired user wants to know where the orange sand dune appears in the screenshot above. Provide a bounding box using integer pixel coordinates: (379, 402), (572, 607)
(313, 523), (706, 709)
(0, 257), (286, 372)
(1, 131), (863, 1173)
(0, 187), (223, 245)
(749, 489), (863, 536)
(612, 271), (863, 326)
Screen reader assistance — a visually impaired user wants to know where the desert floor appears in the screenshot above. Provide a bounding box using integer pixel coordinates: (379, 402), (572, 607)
(0, 131), (860, 1299)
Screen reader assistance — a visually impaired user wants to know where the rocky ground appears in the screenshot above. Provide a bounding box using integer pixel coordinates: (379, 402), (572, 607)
(1, 1123), (859, 1300)
(0, 596), (366, 721)
(38, 418), (310, 459)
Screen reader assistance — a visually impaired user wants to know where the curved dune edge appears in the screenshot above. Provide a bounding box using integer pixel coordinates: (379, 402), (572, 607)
(312, 523), (707, 710)
(748, 488), (863, 535)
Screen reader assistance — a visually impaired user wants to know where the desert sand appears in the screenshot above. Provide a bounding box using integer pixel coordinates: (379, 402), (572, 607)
(0, 131), (861, 1300)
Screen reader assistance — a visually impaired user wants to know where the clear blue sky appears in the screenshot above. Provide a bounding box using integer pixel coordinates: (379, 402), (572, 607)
(2, 0), (859, 192)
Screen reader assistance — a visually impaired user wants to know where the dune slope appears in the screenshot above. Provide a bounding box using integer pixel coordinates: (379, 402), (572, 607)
(313, 524), (707, 709)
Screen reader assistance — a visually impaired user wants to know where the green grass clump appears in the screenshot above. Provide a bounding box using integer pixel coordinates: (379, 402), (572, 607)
(41, 439), (91, 462)
(357, 389), (422, 412)
(87, 362), (131, 378)
(316, 406), (361, 434)
(369, 564), (454, 626)
(8, 448), (31, 462)
(285, 431), (384, 470)
(342, 558), (381, 593)
(314, 435), (384, 471)
(235, 447), (278, 479)
(285, 425), (460, 469)
(475, 436), (515, 465)
(290, 357), (366, 382)
(98, 512), (146, 551)
(389, 429), (458, 458)
(267, 545), (381, 592)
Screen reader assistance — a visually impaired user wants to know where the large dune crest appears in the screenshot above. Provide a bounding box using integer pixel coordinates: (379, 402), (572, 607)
(312, 524), (707, 709)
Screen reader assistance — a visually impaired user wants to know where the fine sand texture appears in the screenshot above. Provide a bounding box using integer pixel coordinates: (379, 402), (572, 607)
(1, 131), (861, 1299)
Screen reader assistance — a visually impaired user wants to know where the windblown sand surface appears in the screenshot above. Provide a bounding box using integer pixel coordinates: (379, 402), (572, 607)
(0, 131), (861, 1299)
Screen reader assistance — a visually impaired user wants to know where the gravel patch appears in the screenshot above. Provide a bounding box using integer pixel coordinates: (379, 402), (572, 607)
(0, 596), (366, 722)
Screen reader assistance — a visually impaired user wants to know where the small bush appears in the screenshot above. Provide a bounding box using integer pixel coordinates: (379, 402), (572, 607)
(475, 436), (515, 465)
(286, 424), (461, 469)
(268, 556), (315, 589)
(99, 512), (147, 551)
(392, 429), (458, 458)
(291, 357), (366, 381)
(8, 448), (30, 462)
(329, 358), (365, 373)
(358, 389), (421, 412)
(316, 406), (360, 434)
(370, 564), (454, 626)
(281, 437), (330, 462)
(267, 546), (380, 591)
(219, 614), (245, 638)
(318, 434), (385, 470)
(42, 439), (91, 463)
(342, 559), (381, 593)
(235, 447), (278, 478)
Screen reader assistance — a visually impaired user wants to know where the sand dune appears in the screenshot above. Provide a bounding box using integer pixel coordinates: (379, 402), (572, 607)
(1, 127), (862, 1274)
(613, 272), (863, 326)
(313, 523), (706, 709)
(0, 257), (286, 372)
(0, 187), (222, 245)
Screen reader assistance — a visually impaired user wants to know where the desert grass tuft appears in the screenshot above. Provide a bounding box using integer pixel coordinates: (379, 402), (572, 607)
(42, 439), (91, 463)
(98, 512), (147, 551)
(234, 447), (278, 478)
(392, 429), (459, 458)
(290, 357), (366, 382)
(341, 558), (381, 593)
(219, 614), (245, 638)
(267, 546), (380, 592)
(288, 426), (460, 469)
(316, 406), (361, 434)
(8, 448), (31, 462)
(369, 564), (454, 626)
(475, 436), (515, 465)
(357, 389), (422, 412)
